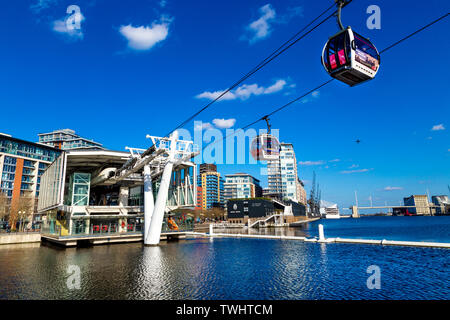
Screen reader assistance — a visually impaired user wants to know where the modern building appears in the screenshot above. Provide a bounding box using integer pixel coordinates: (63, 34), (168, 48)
(0, 133), (62, 224)
(297, 178), (307, 205)
(223, 173), (262, 201)
(431, 195), (450, 215)
(266, 142), (303, 203)
(226, 198), (307, 224)
(38, 129), (104, 150)
(197, 163), (224, 210)
(403, 195), (431, 215)
(195, 186), (203, 210)
(37, 148), (196, 237)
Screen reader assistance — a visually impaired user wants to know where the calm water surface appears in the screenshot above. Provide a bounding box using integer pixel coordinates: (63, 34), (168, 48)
(0, 216), (448, 300)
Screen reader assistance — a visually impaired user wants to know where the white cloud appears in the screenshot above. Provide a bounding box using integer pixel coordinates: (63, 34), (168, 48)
(52, 12), (85, 40)
(246, 4), (276, 43)
(233, 84), (265, 100)
(348, 164), (359, 169)
(194, 122), (213, 131)
(329, 159), (340, 163)
(299, 160), (325, 166)
(384, 186), (403, 191)
(431, 124), (445, 131)
(340, 168), (373, 174)
(160, 0), (167, 7)
(196, 79), (288, 101)
(242, 4), (303, 43)
(119, 18), (171, 51)
(195, 91), (236, 101)
(263, 79), (287, 94)
(31, 0), (58, 13)
(212, 118), (236, 129)
(311, 91), (320, 98)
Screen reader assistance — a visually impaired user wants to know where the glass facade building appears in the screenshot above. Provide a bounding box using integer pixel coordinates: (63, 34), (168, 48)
(197, 164), (224, 209)
(266, 142), (305, 203)
(223, 173), (262, 200)
(0, 133), (62, 218)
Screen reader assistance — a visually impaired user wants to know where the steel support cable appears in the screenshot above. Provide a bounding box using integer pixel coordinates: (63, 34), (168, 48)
(200, 12), (450, 152)
(163, 3), (338, 138)
(379, 12), (449, 54)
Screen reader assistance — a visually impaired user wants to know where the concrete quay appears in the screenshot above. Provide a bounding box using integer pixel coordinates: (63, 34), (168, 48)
(0, 232), (41, 245)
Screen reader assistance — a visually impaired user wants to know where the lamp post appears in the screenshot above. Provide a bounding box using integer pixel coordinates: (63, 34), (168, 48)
(18, 211), (24, 232)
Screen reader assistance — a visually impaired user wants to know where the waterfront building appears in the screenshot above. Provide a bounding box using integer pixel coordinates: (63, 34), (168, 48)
(226, 198), (306, 224)
(403, 195), (431, 215)
(196, 164), (224, 210)
(319, 200), (340, 219)
(195, 186), (203, 210)
(0, 133), (62, 224)
(297, 178), (307, 205)
(266, 142), (303, 203)
(223, 173), (262, 200)
(431, 195), (450, 215)
(37, 148), (196, 236)
(38, 129), (104, 150)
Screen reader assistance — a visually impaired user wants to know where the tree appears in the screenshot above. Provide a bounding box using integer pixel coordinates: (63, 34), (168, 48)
(0, 192), (10, 222)
(9, 192), (34, 232)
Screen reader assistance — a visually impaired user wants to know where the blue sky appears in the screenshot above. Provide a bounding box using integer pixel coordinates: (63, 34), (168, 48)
(1, 0), (449, 210)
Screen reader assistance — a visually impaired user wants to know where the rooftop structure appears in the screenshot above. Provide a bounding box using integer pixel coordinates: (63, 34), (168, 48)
(38, 129), (104, 151)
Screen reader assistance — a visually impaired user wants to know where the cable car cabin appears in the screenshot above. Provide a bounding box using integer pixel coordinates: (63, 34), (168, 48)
(250, 134), (280, 161)
(321, 27), (380, 86)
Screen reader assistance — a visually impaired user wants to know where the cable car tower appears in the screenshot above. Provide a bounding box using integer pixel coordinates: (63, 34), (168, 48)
(113, 131), (199, 246)
(250, 116), (281, 161)
(321, 0), (380, 86)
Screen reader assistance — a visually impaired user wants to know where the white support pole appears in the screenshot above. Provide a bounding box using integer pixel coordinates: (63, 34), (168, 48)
(145, 131), (179, 245)
(143, 165), (154, 243)
(209, 223), (214, 235)
(318, 224), (325, 241)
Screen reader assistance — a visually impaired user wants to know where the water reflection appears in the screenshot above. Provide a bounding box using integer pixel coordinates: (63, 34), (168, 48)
(215, 226), (310, 238)
(0, 235), (448, 300)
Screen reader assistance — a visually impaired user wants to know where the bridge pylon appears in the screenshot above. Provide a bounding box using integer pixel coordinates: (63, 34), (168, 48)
(351, 205), (360, 218)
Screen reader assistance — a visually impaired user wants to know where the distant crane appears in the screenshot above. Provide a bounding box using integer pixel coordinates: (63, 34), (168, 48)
(308, 171), (321, 217)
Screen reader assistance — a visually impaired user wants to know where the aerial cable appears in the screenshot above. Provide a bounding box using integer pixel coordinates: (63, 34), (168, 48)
(200, 12), (449, 152)
(379, 12), (449, 54)
(163, 3), (338, 138)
